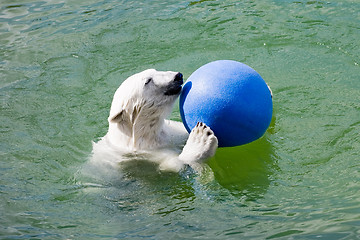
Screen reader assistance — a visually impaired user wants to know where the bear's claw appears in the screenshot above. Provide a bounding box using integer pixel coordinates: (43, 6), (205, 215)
(179, 122), (218, 164)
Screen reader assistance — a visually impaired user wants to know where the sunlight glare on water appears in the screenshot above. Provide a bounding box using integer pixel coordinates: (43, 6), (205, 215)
(1, 0), (359, 239)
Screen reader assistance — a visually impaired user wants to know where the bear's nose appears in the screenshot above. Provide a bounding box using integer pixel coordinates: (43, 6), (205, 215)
(174, 72), (183, 83)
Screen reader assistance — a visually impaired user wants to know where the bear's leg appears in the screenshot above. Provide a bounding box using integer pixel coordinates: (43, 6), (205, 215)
(179, 122), (218, 164)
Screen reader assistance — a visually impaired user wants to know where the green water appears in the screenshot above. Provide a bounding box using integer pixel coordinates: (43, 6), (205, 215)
(1, 0), (359, 239)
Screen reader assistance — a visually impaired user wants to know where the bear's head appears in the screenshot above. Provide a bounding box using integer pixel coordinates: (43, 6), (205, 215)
(108, 69), (183, 138)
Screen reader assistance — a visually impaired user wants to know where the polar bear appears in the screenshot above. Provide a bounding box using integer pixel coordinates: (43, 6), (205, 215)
(91, 69), (218, 172)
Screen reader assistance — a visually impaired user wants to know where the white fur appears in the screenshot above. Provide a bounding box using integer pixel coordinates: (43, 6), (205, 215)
(91, 69), (218, 172)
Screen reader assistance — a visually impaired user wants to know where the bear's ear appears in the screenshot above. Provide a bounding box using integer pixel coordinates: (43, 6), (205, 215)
(108, 102), (143, 137)
(109, 109), (133, 136)
(109, 110), (128, 123)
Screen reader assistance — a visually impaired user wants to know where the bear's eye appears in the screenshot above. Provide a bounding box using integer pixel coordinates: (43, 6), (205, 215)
(145, 78), (152, 85)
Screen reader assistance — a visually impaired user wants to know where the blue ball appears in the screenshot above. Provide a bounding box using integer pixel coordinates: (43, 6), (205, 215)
(179, 60), (273, 147)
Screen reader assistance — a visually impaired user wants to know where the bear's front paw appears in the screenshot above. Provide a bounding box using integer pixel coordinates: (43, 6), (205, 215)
(179, 122), (218, 164)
